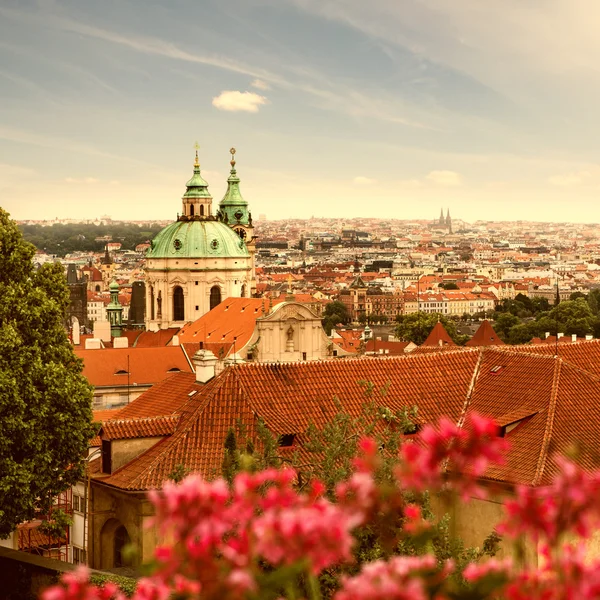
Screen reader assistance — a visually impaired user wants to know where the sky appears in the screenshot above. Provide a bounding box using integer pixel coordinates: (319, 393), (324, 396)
(2, 0), (600, 224)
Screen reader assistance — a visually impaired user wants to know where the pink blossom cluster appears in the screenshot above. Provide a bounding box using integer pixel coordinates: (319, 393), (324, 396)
(500, 456), (600, 544)
(41, 412), (600, 600)
(396, 413), (508, 497)
(334, 555), (449, 600)
(42, 568), (125, 600)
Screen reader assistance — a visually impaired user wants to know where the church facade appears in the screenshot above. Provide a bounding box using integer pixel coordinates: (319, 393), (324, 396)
(145, 148), (256, 331)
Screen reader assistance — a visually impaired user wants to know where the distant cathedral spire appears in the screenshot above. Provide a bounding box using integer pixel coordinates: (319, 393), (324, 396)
(439, 208), (445, 225)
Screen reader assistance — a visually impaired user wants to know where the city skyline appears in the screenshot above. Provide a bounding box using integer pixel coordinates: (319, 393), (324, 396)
(2, 0), (600, 223)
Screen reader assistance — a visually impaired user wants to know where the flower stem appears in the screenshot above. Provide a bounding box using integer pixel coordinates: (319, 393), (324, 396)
(306, 572), (322, 600)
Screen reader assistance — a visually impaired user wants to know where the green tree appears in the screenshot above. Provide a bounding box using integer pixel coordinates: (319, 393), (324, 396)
(322, 301), (351, 334)
(395, 313), (469, 345)
(441, 282), (459, 290)
(587, 289), (600, 315)
(547, 298), (596, 337)
(0, 210), (96, 537)
(531, 296), (550, 314)
(494, 312), (520, 340)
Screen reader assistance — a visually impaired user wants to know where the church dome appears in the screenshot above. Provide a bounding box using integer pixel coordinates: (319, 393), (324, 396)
(148, 219), (249, 259)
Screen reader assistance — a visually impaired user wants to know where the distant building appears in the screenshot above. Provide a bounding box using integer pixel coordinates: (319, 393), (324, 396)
(65, 264), (88, 329)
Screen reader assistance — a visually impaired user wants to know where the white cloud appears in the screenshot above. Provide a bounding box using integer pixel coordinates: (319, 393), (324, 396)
(353, 176), (377, 185)
(548, 171), (591, 186)
(426, 170), (462, 186)
(212, 90), (268, 113)
(65, 177), (100, 184)
(251, 79), (270, 90)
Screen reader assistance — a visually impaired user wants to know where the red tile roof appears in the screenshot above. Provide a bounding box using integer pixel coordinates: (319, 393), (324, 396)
(134, 328), (180, 347)
(466, 320), (505, 347)
(178, 298), (264, 354)
(90, 344), (600, 491)
(75, 346), (192, 388)
(102, 415), (180, 440)
(421, 322), (456, 347)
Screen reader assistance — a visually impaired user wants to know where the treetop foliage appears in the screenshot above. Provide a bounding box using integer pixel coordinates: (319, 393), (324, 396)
(394, 313), (469, 346)
(0, 209), (96, 537)
(19, 222), (165, 257)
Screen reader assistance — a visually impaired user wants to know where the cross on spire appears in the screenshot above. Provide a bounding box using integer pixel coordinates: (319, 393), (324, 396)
(194, 141), (200, 167)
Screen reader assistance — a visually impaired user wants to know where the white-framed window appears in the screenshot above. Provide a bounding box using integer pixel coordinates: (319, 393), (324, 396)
(73, 547), (86, 565)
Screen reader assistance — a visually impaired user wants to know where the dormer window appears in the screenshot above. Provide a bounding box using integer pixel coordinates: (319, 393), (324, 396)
(497, 409), (538, 438)
(278, 434), (296, 447)
(114, 369), (129, 375)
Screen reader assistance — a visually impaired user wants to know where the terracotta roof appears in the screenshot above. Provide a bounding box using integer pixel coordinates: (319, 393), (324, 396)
(466, 320), (505, 347)
(510, 339), (600, 378)
(133, 328), (180, 347)
(90, 344), (600, 492)
(177, 298), (264, 354)
(75, 346), (192, 388)
(421, 322), (456, 347)
(92, 351), (481, 490)
(102, 415), (180, 440)
(92, 408), (122, 423)
(115, 372), (201, 419)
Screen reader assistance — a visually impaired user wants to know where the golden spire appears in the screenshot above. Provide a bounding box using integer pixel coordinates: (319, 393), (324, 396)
(194, 141), (200, 167)
(229, 147), (236, 169)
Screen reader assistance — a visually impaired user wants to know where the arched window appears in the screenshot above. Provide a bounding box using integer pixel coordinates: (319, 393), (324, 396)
(173, 286), (184, 321)
(95, 284), (101, 292)
(210, 286), (221, 311)
(114, 525), (130, 568)
(190, 204), (195, 216)
(241, 284), (246, 298)
(200, 204), (204, 216)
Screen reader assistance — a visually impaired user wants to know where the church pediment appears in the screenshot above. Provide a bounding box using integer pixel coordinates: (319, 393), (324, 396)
(259, 302), (318, 323)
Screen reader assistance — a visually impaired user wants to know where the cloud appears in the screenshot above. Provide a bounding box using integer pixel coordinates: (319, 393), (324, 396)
(65, 177), (100, 184)
(0, 7), (435, 130)
(212, 91), (268, 113)
(426, 170), (462, 186)
(353, 176), (377, 185)
(547, 171), (591, 186)
(251, 79), (270, 90)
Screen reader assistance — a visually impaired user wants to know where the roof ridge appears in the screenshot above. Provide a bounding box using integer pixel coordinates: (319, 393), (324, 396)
(227, 348), (480, 369)
(106, 414), (180, 424)
(457, 348), (485, 430)
(532, 358), (561, 486)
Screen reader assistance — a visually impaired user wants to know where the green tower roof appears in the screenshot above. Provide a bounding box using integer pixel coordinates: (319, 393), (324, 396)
(220, 148), (247, 208)
(147, 219), (250, 259)
(218, 148), (250, 226)
(183, 150), (212, 200)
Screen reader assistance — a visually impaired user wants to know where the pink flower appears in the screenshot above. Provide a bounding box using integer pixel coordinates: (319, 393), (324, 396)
(334, 555), (447, 600)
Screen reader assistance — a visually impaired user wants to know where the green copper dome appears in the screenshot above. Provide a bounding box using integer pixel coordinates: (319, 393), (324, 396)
(182, 152), (212, 200)
(148, 219), (250, 259)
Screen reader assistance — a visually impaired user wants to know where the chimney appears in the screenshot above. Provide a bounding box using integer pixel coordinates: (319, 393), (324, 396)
(572, 334), (577, 343)
(113, 337), (129, 348)
(557, 333), (564, 339)
(192, 349), (218, 383)
(586, 335), (593, 341)
(545, 332), (550, 339)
